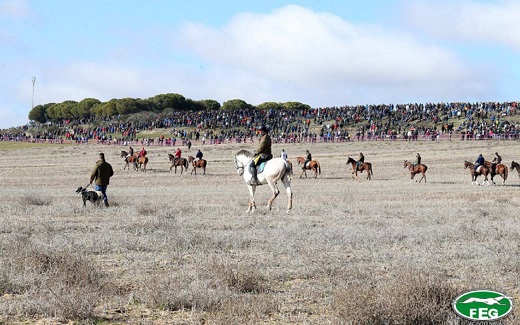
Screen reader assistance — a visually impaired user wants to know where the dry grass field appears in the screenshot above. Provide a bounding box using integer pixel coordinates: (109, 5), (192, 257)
(0, 139), (519, 324)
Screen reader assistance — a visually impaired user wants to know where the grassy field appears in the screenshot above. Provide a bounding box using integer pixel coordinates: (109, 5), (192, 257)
(0, 139), (519, 324)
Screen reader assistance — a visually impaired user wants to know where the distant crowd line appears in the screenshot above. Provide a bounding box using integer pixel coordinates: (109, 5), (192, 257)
(2, 100), (519, 145)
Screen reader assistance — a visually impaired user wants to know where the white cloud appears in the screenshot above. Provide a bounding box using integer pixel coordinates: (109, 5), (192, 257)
(404, 0), (520, 51)
(175, 5), (493, 105)
(0, 0), (31, 18)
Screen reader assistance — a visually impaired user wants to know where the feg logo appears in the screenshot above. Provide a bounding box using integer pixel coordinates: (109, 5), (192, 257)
(452, 290), (513, 321)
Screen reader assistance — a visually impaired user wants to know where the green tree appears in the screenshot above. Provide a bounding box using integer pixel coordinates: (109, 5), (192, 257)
(257, 102), (285, 110)
(94, 99), (117, 118)
(116, 98), (143, 115)
(75, 98), (101, 118)
(283, 102), (311, 110)
(148, 93), (188, 111)
(221, 99), (253, 110)
(28, 104), (47, 123)
(198, 99), (221, 110)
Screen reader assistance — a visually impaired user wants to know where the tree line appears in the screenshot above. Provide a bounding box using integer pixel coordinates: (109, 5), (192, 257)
(28, 92), (311, 124)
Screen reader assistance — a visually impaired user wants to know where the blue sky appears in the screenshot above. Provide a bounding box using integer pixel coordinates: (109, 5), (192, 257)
(1, 0), (519, 129)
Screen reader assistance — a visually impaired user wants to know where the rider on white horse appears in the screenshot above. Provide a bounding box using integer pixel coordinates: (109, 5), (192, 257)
(249, 125), (272, 186)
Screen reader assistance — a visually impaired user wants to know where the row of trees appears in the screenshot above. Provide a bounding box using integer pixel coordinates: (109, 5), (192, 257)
(28, 93), (311, 124)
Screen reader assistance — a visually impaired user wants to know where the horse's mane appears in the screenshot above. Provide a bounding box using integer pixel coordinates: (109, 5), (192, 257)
(236, 150), (253, 158)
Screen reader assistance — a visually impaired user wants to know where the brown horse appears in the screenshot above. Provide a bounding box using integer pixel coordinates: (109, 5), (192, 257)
(120, 150), (139, 171)
(168, 153), (188, 174)
(464, 161), (490, 186)
(483, 161), (508, 185)
(296, 157), (321, 178)
(188, 156), (207, 175)
(346, 156), (373, 180)
(137, 156), (148, 172)
(403, 160), (428, 183)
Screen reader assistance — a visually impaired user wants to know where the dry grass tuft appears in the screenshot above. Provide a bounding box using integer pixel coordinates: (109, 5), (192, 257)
(21, 195), (51, 206)
(0, 237), (110, 320)
(334, 271), (460, 324)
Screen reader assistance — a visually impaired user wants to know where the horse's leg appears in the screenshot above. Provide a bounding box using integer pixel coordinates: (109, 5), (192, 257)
(247, 185), (256, 213)
(410, 172), (415, 183)
(266, 178), (280, 210)
(313, 167), (317, 179)
(281, 174), (293, 213)
(203, 165), (206, 175)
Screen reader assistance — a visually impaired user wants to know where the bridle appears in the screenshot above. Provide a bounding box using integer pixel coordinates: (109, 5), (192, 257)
(234, 154), (252, 176)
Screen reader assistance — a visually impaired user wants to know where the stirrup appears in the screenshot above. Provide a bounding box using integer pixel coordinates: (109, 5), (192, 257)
(247, 179), (258, 186)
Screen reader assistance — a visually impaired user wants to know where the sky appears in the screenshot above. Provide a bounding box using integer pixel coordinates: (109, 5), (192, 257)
(1, 0), (519, 129)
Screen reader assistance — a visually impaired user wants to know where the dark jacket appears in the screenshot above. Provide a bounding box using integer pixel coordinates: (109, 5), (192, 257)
(493, 154), (502, 164)
(90, 159), (114, 186)
(196, 150), (203, 159)
(475, 155), (484, 166)
(256, 134), (272, 158)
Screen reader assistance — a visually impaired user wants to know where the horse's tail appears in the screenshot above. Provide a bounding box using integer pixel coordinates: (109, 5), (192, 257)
(184, 159), (188, 169)
(318, 162), (321, 175)
(504, 165), (508, 181)
(369, 163), (373, 176)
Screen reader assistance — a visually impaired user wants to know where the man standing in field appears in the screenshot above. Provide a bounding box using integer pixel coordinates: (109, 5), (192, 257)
(90, 152), (114, 207)
(281, 149), (288, 161)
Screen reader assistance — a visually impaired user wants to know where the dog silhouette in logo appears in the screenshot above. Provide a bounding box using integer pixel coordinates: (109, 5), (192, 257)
(460, 296), (510, 306)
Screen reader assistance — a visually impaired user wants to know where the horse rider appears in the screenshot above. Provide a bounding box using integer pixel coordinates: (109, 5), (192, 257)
(475, 153), (485, 172)
(194, 149), (203, 162)
(492, 152), (502, 174)
(174, 148), (182, 162)
(128, 146), (134, 158)
(249, 125), (272, 186)
(281, 149), (288, 161)
(139, 147), (147, 158)
(356, 152), (365, 170)
(303, 150), (312, 170)
(414, 153), (421, 167)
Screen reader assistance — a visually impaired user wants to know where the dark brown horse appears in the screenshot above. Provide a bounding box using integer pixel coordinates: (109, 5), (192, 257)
(511, 161), (520, 184)
(120, 150), (139, 171)
(464, 161), (490, 185)
(403, 160), (428, 183)
(168, 153), (188, 174)
(483, 161), (508, 185)
(346, 156), (373, 180)
(188, 156), (207, 175)
(296, 156), (321, 178)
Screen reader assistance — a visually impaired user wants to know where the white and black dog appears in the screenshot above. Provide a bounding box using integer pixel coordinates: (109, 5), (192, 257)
(75, 187), (103, 207)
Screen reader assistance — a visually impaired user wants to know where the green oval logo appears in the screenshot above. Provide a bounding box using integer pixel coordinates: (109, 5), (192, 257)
(452, 290), (513, 321)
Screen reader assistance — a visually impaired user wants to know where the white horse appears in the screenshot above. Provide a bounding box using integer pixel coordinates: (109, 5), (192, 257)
(233, 150), (293, 213)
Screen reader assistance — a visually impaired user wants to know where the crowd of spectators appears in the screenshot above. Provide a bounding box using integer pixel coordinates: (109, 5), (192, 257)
(2, 101), (519, 145)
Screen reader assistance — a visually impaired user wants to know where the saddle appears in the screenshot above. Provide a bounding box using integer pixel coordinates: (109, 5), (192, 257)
(475, 166), (482, 173)
(356, 161), (363, 171)
(249, 154), (270, 174)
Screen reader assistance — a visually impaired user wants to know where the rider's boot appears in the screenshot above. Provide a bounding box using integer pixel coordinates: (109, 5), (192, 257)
(248, 166), (259, 186)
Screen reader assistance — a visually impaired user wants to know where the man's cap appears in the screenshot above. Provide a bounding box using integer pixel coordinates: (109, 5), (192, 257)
(99, 153), (105, 159)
